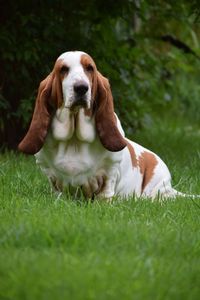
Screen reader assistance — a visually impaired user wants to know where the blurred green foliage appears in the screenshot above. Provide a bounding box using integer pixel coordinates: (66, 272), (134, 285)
(0, 0), (200, 149)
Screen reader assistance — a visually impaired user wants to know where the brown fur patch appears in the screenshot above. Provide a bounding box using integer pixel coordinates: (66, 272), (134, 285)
(54, 59), (68, 81)
(80, 54), (96, 86)
(95, 72), (127, 152)
(18, 60), (65, 154)
(81, 53), (126, 152)
(127, 142), (138, 168)
(138, 151), (158, 192)
(84, 109), (92, 117)
(80, 54), (98, 105)
(18, 73), (55, 154)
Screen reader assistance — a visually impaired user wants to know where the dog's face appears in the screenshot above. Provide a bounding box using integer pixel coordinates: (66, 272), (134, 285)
(57, 51), (95, 111)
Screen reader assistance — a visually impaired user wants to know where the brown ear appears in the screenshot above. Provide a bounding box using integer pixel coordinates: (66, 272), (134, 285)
(18, 73), (56, 154)
(95, 72), (127, 152)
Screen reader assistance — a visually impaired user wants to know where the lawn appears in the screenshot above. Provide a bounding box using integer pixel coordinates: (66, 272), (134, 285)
(0, 119), (200, 300)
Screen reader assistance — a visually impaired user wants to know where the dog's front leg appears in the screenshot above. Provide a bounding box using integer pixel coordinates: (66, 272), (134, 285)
(95, 167), (119, 200)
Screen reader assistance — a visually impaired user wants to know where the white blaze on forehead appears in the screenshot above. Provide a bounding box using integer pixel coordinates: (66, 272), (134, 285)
(57, 51), (87, 65)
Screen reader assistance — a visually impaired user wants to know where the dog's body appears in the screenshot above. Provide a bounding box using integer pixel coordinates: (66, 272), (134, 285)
(35, 111), (174, 199)
(18, 51), (193, 199)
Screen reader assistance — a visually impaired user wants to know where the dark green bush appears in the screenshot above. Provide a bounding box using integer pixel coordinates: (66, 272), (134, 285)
(0, 0), (200, 149)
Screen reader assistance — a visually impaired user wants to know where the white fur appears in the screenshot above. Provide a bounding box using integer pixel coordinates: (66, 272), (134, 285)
(58, 51), (92, 109)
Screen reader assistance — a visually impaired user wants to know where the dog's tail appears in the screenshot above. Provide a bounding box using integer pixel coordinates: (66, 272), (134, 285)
(166, 188), (200, 199)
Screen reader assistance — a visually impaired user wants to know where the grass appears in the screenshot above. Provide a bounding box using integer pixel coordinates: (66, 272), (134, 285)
(0, 118), (200, 300)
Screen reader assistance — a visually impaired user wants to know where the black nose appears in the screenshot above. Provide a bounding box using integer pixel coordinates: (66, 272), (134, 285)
(74, 81), (89, 96)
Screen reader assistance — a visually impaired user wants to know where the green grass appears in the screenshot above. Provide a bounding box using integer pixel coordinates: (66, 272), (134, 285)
(0, 119), (200, 300)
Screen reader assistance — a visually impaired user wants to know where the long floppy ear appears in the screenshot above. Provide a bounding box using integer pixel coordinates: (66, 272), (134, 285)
(95, 72), (127, 152)
(18, 72), (57, 154)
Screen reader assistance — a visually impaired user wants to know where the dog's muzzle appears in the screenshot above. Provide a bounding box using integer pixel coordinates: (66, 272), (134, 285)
(72, 80), (89, 108)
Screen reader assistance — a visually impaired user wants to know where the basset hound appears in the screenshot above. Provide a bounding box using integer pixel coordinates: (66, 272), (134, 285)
(18, 51), (190, 199)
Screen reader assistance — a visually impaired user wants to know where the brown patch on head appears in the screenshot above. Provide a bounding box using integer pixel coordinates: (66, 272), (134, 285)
(51, 59), (66, 108)
(80, 54), (96, 80)
(55, 59), (69, 81)
(127, 142), (138, 168)
(80, 54), (97, 104)
(138, 151), (158, 192)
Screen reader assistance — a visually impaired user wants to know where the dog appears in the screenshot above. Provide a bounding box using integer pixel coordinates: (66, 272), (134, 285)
(18, 51), (197, 199)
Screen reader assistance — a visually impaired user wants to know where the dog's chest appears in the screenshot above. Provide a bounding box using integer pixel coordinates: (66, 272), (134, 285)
(35, 108), (121, 187)
(49, 109), (101, 177)
(52, 141), (103, 176)
(36, 135), (110, 187)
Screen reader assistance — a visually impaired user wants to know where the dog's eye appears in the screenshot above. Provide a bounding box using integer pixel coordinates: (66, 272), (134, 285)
(86, 64), (94, 72)
(60, 65), (69, 74)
